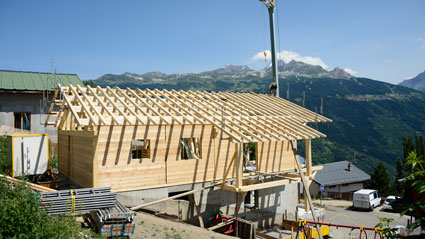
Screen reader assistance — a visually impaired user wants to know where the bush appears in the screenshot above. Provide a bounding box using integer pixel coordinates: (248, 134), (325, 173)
(0, 135), (8, 174)
(0, 176), (99, 239)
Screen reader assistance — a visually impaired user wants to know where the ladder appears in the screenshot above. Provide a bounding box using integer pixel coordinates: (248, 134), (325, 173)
(44, 86), (64, 127)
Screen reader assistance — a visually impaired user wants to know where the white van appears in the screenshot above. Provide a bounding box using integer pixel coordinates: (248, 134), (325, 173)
(353, 189), (381, 210)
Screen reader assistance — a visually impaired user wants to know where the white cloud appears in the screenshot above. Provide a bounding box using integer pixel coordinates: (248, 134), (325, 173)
(344, 68), (357, 75)
(421, 42), (425, 49)
(250, 50), (328, 69)
(417, 37), (424, 41)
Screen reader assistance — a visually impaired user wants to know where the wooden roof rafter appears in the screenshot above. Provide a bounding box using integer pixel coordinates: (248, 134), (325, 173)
(75, 85), (107, 126)
(135, 89), (183, 124)
(86, 85), (120, 125)
(171, 90), (263, 142)
(126, 88), (172, 125)
(95, 86), (133, 125)
(47, 85), (331, 142)
(162, 89), (248, 143)
(185, 91), (284, 141)
(105, 86), (146, 125)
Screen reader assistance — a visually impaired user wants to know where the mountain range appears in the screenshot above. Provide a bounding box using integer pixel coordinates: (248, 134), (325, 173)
(399, 70), (425, 93)
(90, 61), (425, 177)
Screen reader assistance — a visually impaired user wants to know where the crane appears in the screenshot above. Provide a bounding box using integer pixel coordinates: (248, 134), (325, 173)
(259, 0), (279, 97)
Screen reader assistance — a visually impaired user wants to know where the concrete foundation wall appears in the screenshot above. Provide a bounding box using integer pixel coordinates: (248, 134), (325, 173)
(118, 182), (299, 228)
(0, 92), (57, 141)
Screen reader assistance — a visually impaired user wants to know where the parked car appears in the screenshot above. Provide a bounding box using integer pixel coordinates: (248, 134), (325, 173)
(353, 189), (381, 210)
(382, 196), (398, 211)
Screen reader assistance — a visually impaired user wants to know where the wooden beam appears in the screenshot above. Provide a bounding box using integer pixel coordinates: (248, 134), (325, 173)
(76, 85), (107, 125)
(207, 218), (236, 231)
(0, 174), (56, 192)
(106, 86), (145, 125)
(130, 182), (221, 211)
(136, 89), (183, 124)
(235, 143), (243, 188)
(244, 178), (300, 192)
(191, 192), (204, 228)
(96, 86), (133, 124)
(86, 86), (120, 125)
(290, 140), (323, 239)
(127, 88), (172, 125)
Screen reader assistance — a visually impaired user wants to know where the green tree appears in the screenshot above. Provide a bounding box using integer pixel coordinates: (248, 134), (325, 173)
(0, 176), (99, 238)
(0, 135), (8, 174)
(402, 151), (425, 232)
(394, 157), (405, 196)
(82, 80), (97, 87)
(367, 162), (390, 196)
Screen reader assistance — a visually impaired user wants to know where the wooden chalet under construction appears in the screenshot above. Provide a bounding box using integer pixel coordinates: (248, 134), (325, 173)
(46, 85), (331, 194)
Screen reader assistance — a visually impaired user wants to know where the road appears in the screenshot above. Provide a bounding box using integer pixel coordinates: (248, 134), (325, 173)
(323, 205), (410, 238)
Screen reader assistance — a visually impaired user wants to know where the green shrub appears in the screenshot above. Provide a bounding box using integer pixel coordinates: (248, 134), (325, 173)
(0, 175), (99, 239)
(0, 135), (8, 174)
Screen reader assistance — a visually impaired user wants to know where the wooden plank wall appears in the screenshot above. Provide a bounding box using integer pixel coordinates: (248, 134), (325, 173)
(59, 124), (296, 192)
(256, 140), (296, 173)
(93, 124), (238, 191)
(96, 125), (167, 191)
(58, 133), (94, 187)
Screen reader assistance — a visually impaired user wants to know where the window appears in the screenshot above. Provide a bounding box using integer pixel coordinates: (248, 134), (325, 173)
(329, 185), (336, 188)
(131, 139), (150, 159)
(180, 137), (201, 160)
(244, 190), (259, 209)
(14, 112), (31, 130)
(342, 183), (349, 187)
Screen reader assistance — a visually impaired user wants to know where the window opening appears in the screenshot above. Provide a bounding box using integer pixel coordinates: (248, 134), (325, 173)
(168, 191), (190, 201)
(244, 190), (259, 209)
(14, 112), (31, 130)
(131, 139), (150, 159)
(180, 138), (201, 160)
(243, 142), (256, 171)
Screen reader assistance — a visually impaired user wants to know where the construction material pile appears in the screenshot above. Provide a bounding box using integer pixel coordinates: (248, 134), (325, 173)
(85, 201), (135, 237)
(39, 187), (116, 215)
(39, 187), (135, 238)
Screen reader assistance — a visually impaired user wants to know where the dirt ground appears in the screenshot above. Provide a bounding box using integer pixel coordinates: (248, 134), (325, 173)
(131, 212), (237, 239)
(313, 199), (353, 208)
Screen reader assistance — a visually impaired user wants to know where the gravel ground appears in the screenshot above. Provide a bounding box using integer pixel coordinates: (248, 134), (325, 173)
(131, 212), (237, 239)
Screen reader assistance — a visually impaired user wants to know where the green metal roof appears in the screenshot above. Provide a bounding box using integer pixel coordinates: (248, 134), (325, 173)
(0, 70), (84, 91)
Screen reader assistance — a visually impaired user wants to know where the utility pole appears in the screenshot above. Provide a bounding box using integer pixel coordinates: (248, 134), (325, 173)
(260, 0), (279, 97)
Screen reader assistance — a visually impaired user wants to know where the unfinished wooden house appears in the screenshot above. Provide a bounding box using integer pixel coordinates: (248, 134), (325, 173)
(46, 85), (330, 195)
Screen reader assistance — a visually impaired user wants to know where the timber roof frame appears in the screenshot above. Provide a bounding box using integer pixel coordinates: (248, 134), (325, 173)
(47, 85), (331, 143)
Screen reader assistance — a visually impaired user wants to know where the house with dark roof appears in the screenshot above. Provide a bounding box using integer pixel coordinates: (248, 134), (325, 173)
(0, 70), (83, 140)
(310, 160), (370, 199)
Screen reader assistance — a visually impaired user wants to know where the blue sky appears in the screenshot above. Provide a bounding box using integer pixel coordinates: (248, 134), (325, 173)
(0, 0), (424, 84)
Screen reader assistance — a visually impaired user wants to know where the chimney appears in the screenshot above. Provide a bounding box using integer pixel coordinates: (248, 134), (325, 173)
(347, 162), (352, 171)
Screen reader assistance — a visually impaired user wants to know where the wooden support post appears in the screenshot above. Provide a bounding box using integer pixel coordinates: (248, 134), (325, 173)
(192, 192), (204, 228)
(235, 143), (243, 189)
(290, 140), (323, 239)
(305, 138), (312, 212)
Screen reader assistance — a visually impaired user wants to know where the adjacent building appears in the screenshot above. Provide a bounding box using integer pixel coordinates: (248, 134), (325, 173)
(0, 70), (84, 141)
(310, 160), (370, 200)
